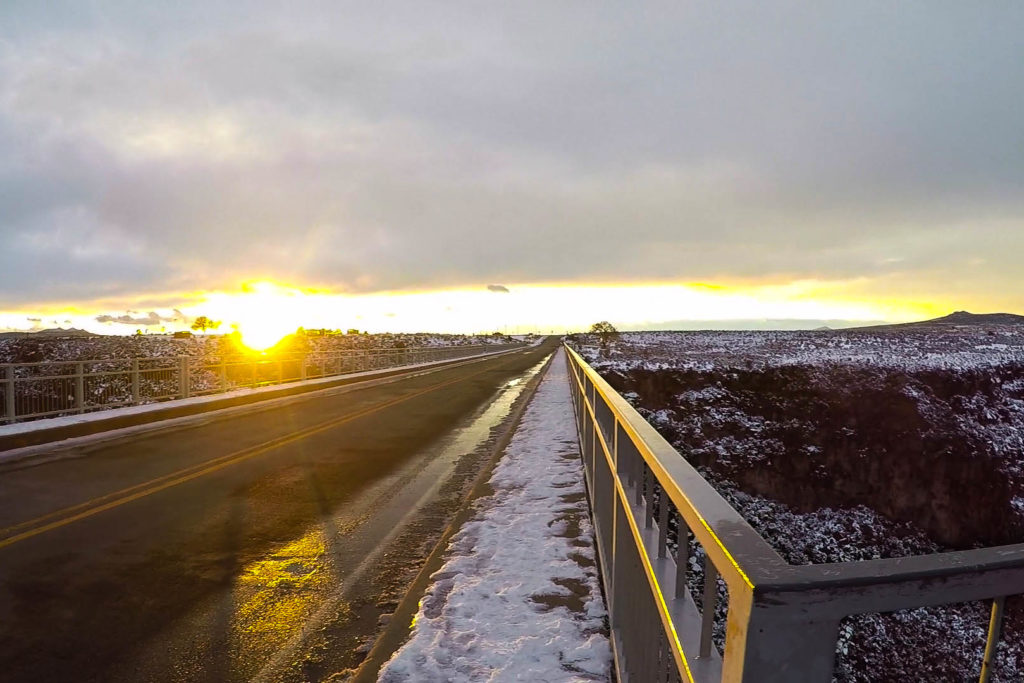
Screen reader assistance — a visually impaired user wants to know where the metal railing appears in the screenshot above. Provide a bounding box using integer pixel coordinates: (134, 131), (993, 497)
(0, 344), (522, 424)
(565, 344), (1024, 682)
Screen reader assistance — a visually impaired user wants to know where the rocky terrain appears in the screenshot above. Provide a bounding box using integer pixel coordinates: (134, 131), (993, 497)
(0, 332), (520, 424)
(0, 331), (517, 366)
(571, 317), (1024, 681)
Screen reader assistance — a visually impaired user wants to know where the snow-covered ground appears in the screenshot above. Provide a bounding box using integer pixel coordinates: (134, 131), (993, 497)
(0, 332), (518, 367)
(578, 327), (1024, 373)
(379, 350), (611, 682)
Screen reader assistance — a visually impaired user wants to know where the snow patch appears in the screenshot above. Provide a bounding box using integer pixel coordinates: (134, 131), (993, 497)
(379, 350), (611, 682)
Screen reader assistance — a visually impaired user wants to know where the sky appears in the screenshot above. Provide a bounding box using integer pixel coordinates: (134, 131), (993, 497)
(1, 2), (1022, 336)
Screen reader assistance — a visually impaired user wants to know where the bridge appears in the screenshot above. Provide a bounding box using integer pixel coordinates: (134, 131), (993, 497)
(0, 339), (1020, 681)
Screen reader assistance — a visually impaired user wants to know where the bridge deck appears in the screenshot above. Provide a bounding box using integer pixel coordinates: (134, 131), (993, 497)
(0, 338), (557, 682)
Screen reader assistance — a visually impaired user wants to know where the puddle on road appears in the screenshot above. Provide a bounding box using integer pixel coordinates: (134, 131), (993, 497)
(231, 528), (335, 664)
(415, 361), (542, 477)
(229, 354), (551, 680)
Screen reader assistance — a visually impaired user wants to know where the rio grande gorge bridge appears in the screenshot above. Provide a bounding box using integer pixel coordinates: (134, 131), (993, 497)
(0, 339), (1020, 682)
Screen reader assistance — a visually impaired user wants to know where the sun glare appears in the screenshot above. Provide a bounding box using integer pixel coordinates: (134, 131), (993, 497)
(239, 324), (286, 352)
(205, 281), (316, 351)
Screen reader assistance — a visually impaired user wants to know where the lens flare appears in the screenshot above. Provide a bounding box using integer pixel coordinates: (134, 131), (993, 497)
(205, 281), (315, 351)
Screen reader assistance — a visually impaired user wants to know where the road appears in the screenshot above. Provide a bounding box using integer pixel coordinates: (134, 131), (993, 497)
(0, 338), (559, 682)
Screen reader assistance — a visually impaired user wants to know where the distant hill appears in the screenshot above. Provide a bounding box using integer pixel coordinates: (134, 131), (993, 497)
(928, 311), (1024, 326)
(37, 327), (99, 337)
(0, 328), (99, 339)
(858, 311), (1024, 331)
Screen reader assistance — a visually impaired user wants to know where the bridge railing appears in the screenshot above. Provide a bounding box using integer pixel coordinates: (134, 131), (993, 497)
(564, 343), (1024, 682)
(0, 344), (522, 424)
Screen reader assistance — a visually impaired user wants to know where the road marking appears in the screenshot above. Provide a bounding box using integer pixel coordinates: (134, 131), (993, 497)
(0, 351), (533, 550)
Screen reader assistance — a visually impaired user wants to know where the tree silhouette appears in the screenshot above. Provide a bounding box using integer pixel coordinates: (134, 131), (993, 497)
(190, 316), (221, 334)
(589, 321), (619, 351)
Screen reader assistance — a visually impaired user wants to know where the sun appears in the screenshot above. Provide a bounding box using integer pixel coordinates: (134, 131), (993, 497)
(238, 321), (289, 352)
(206, 281), (314, 352)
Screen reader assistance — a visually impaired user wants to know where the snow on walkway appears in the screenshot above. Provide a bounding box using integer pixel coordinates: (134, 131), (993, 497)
(379, 349), (612, 682)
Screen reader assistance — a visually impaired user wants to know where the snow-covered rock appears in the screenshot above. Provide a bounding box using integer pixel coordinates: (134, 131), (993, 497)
(572, 328), (1024, 681)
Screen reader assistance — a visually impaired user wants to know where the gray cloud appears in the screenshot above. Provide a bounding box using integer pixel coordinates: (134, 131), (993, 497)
(487, 284), (510, 294)
(95, 310), (173, 326)
(1, 2), (1023, 309)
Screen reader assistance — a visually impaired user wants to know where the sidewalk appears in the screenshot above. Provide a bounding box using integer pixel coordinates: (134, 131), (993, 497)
(378, 349), (612, 682)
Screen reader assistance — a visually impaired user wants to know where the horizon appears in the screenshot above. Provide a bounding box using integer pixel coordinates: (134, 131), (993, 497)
(0, 280), (946, 337)
(5, 304), (1020, 338)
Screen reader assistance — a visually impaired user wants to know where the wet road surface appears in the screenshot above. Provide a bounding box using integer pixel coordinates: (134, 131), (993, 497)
(0, 338), (558, 682)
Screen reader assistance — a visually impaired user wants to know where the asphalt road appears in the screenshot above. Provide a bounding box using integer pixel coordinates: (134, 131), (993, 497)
(0, 338), (559, 682)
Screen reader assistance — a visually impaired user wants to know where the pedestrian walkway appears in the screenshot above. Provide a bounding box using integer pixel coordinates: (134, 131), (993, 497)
(379, 349), (612, 682)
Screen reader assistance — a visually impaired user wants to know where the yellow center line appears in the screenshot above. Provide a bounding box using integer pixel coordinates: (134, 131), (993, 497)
(0, 354), (523, 551)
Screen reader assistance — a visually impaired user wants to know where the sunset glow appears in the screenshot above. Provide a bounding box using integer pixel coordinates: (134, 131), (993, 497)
(204, 282), (317, 351)
(0, 278), (957, 338)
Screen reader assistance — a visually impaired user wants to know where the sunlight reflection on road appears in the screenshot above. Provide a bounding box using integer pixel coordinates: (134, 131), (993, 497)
(232, 528), (336, 663)
(225, 354), (550, 678)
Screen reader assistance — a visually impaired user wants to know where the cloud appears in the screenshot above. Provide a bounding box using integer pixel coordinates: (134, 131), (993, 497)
(0, 3), (1022, 312)
(487, 284), (510, 293)
(95, 310), (174, 326)
(26, 317), (41, 322)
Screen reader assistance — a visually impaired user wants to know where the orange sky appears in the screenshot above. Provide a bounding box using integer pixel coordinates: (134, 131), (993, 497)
(0, 278), (967, 344)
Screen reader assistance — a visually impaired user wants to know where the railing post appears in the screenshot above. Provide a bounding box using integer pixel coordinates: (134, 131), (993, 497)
(980, 596), (1006, 683)
(131, 358), (140, 404)
(700, 556), (719, 658)
(301, 354), (307, 381)
(722, 590), (841, 682)
(179, 357), (190, 399)
(4, 366), (15, 421)
(75, 362), (85, 413)
(219, 361), (227, 392)
(675, 513), (690, 599)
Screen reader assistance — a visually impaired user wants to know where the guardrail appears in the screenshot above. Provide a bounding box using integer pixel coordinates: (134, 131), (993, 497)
(564, 343), (1024, 682)
(0, 344), (522, 424)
